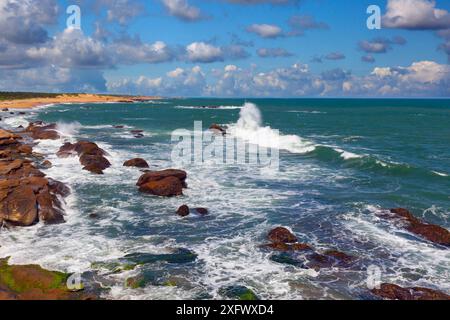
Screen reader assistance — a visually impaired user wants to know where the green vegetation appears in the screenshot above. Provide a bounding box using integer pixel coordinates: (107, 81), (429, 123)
(0, 92), (61, 101)
(0, 257), (68, 294)
(219, 285), (259, 300)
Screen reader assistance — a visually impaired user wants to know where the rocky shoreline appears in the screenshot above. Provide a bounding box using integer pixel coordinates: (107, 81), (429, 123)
(0, 111), (449, 300)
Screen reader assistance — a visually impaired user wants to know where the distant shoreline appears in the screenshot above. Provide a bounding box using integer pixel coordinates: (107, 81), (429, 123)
(0, 93), (161, 110)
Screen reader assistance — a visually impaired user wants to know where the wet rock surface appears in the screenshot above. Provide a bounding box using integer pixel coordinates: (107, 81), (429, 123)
(137, 169), (187, 197)
(380, 208), (450, 247)
(123, 158), (149, 168)
(57, 141), (111, 174)
(0, 258), (97, 300)
(371, 283), (450, 300)
(263, 227), (356, 270)
(0, 127), (69, 226)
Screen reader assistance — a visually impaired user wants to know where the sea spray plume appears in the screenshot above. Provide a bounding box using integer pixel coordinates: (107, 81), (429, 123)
(229, 103), (316, 154)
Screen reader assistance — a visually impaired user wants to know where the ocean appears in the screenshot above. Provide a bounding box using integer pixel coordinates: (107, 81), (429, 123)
(1, 98), (449, 299)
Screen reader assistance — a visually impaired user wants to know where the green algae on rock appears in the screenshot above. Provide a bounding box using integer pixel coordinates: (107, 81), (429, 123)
(0, 257), (95, 300)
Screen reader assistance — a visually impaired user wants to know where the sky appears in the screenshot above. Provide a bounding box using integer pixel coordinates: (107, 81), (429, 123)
(1, 0), (450, 97)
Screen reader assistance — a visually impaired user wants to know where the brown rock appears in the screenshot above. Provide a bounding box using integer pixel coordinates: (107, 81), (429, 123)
(42, 160), (52, 168)
(123, 158), (149, 168)
(0, 129), (20, 140)
(139, 176), (183, 197)
(176, 205), (190, 217)
(0, 185), (38, 226)
(56, 142), (77, 158)
(36, 188), (65, 224)
(137, 169), (187, 187)
(268, 227), (298, 244)
(209, 124), (227, 135)
(79, 153), (111, 174)
(57, 141), (110, 174)
(306, 250), (356, 270)
(372, 283), (450, 300)
(195, 208), (209, 215)
(388, 208), (450, 246)
(17, 145), (33, 155)
(26, 122), (60, 140)
(0, 159), (24, 176)
(261, 242), (312, 252)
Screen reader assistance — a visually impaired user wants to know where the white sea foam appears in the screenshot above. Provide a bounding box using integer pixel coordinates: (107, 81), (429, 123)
(227, 103), (316, 154)
(175, 105), (243, 110)
(432, 171), (448, 177)
(333, 148), (363, 160)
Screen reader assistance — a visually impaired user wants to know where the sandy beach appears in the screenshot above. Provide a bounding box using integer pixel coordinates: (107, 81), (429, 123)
(0, 94), (160, 109)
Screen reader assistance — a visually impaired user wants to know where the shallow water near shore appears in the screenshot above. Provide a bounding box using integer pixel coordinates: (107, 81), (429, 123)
(1, 98), (449, 300)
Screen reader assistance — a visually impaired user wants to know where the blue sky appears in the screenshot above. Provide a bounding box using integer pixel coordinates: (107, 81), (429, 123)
(1, 0), (450, 97)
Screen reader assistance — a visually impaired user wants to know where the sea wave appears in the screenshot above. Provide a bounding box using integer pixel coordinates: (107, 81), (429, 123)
(227, 103), (316, 154)
(175, 105), (243, 110)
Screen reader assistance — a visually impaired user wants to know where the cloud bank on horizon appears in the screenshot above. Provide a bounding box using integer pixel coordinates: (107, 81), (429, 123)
(0, 0), (450, 97)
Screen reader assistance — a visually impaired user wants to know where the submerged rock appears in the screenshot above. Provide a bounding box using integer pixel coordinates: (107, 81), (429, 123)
(123, 248), (198, 265)
(219, 286), (259, 300)
(382, 208), (450, 247)
(123, 158), (149, 168)
(263, 227), (356, 270)
(371, 283), (450, 300)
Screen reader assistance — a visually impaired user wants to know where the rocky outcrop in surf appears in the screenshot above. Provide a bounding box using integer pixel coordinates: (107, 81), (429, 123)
(25, 121), (60, 140)
(380, 208), (450, 247)
(57, 141), (111, 174)
(371, 283), (450, 300)
(137, 169), (187, 197)
(0, 257), (97, 300)
(123, 158), (149, 168)
(0, 127), (69, 226)
(176, 205), (208, 217)
(262, 227), (356, 270)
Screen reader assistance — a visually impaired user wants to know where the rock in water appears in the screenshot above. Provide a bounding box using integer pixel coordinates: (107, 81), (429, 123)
(209, 124), (227, 135)
(268, 227), (298, 243)
(0, 258), (96, 300)
(137, 169), (187, 197)
(385, 208), (450, 247)
(123, 158), (149, 168)
(139, 176), (183, 197)
(195, 208), (208, 215)
(56, 141), (111, 174)
(219, 286), (259, 300)
(25, 122), (60, 140)
(176, 205), (190, 217)
(372, 283), (450, 300)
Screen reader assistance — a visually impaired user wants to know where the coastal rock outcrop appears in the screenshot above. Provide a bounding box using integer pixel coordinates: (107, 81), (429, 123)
(123, 158), (149, 168)
(25, 122), (60, 140)
(57, 141), (111, 174)
(268, 227), (298, 244)
(0, 258), (96, 300)
(380, 208), (450, 247)
(137, 169), (187, 197)
(263, 227), (356, 270)
(0, 128), (69, 226)
(371, 283), (450, 300)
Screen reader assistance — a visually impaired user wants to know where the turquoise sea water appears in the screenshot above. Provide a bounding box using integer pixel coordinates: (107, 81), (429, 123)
(1, 98), (449, 299)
